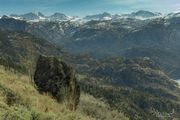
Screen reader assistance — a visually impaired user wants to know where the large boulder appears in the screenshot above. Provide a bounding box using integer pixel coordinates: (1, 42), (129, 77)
(34, 55), (80, 110)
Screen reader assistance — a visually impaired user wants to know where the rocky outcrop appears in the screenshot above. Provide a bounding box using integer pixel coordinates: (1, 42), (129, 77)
(34, 55), (80, 110)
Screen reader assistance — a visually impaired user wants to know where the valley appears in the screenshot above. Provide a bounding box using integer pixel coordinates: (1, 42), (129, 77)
(0, 10), (180, 120)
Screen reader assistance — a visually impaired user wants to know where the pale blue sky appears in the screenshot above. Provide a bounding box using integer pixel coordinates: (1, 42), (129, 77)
(0, 0), (179, 16)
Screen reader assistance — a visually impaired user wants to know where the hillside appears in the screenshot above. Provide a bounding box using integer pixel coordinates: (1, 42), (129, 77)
(0, 65), (129, 120)
(0, 29), (63, 74)
(75, 56), (180, 120)
(1, 42), (179, 119)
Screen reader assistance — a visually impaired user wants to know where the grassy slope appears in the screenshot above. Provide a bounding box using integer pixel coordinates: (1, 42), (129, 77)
(0, 30), (63, 75)
(0, 66), (128, 120)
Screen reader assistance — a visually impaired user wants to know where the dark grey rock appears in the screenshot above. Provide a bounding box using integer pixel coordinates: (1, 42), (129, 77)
(34, 55), (80, 110)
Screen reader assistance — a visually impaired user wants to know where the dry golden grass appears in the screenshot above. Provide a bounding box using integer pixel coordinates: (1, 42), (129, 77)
(0, 66), (128, 120)
(78, 93), (129, 120)
(0, 66), (93, 120)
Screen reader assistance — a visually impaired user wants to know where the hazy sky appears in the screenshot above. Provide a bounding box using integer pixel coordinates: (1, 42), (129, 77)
(0, 0), (180, 16)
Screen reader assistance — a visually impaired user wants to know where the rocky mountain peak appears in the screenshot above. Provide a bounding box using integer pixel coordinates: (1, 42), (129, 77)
(132, 10), (161, 17)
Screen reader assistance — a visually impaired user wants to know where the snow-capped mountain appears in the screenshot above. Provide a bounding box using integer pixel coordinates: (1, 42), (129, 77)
(22, 12), (45, 21)
(5, 10), (180, 23)
(84, 12), (112, 21)
(167, 12), (180, 18)
(47, 12), (69, 21)
(10, 12), (46, 22)
(9, 12), (76, 22)
(1, 10), (180, 79)
(83, 10), (163, 21)
(116, 10), (163, 20)
(130, 10), (162, 18)
(9, 14), (23, 20)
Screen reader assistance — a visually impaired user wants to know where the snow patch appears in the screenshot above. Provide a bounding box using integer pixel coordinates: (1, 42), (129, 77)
(174, 79), (180, 88)
(11, 16), (23, 20)
(103, 16), (112, 20)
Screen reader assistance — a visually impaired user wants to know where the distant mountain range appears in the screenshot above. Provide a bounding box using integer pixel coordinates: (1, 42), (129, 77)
(84, 10), (163, 21)
(0, 10), (180, 22)
(1, 10), (180, 79)
(9, 12), (71, 22)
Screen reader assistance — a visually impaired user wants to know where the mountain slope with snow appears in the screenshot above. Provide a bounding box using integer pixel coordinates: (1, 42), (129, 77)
(1, 10), (180, 79)
(6, 10), (168, 23)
